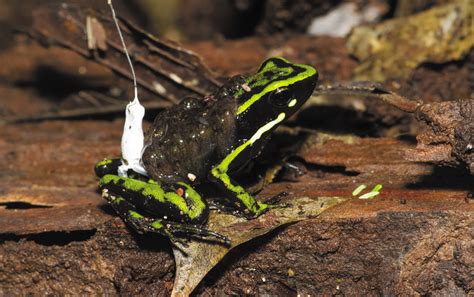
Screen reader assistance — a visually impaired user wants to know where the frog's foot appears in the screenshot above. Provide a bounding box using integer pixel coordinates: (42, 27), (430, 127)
(263, 191), (292, 210)
(103, 190), (230, 246)
(164, 221), (231, 246)
(216, 189), (291, 219)
(207, 198), (241, 214)
(243, 197), (290, 219)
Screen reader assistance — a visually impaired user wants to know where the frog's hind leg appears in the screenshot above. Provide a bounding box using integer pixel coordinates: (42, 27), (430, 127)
(99, 174), (229, 244)
(103, 190), (229, 245)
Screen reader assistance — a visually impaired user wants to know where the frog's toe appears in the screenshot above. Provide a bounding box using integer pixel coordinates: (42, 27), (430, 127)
(263, 191), (289, 205)
(165, 222), (231, 246)
(268, 201), (292, 210)
(248, 193), (291, 217)
(169, 235), (190, 248)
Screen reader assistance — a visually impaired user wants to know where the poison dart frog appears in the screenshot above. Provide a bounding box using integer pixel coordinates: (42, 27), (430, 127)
(95, 57), (317, 245)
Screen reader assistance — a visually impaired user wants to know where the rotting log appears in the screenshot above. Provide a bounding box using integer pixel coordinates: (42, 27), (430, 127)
(0, 121), (472, 295)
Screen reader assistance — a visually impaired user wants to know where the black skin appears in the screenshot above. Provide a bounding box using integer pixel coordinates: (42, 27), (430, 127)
(142, 85), (239, 186)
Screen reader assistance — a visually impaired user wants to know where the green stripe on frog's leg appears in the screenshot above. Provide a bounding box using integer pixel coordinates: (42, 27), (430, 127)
(210, 113), (287, 217)
(100, 174), (208, 223)
(211, 169), (269, 217)
(101, 189), (163, 235)
(101, 189), (229, 244)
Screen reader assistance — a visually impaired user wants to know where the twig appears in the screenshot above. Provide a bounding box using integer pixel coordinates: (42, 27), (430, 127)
(313, 83), (421, 113)
(0, 101), (171, 124)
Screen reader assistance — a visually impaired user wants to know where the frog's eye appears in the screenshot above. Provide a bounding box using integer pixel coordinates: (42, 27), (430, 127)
(269, 88), (293, 107)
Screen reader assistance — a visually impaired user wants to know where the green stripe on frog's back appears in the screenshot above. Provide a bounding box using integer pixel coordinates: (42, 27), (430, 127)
(236, 57), (317, 115)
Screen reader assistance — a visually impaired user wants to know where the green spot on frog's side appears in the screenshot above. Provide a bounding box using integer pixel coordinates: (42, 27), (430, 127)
(114, 197), (125, 204)
(151, 220), (163, 229)
(129, 210), (143, 219)
(101, 174), (165, 200)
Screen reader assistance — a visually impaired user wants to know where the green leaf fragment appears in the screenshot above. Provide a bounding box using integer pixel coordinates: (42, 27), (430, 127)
(352, 184), (367, 196)
(359, 191), (380, 199)
(371, 184), (383, 193)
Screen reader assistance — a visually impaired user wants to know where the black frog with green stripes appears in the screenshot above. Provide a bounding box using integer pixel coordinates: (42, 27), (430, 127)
(95, 57), (317, 245)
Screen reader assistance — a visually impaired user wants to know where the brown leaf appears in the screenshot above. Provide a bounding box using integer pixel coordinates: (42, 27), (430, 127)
(171, 196), (346, 296)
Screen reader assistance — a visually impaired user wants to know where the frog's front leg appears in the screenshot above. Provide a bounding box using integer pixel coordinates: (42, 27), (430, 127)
(210, 144), (274, 218)
(95, 164), (229, 244)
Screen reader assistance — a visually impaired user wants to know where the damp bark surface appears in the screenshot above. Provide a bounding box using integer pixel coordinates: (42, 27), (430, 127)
(0, 121), (472, 295)
(0, 27), (473, 296)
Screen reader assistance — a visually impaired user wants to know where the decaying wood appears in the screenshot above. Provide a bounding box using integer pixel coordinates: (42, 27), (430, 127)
(312, 85), (473, 174)
(0, 120), (472, 295)
(409, 99), (474, 174)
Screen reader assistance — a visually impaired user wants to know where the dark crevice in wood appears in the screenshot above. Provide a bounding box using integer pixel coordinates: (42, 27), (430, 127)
(0, 229), (97, 246)
(0, 202), (53, 210)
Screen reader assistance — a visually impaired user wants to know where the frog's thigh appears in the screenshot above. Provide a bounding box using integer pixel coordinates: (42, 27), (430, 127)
(99, 174), (207, 224)
(210, 142), (269, 217)
(100, 186), (229, 243)
(100, 186), (171, 237)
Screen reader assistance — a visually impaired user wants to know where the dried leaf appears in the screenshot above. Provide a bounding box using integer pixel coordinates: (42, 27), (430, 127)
(170, 196), (346, 296)
(86, 16), (107, 51)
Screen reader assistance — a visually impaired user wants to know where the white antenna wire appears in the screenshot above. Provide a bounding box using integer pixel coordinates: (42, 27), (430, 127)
(108, 0), (138, 100)
(108, 0), (148, 177)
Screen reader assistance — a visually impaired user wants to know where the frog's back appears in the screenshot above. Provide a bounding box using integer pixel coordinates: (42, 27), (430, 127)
(142, 97), (237, 184)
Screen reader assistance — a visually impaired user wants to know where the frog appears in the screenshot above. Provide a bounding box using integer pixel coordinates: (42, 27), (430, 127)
(95, 57), (318, 245)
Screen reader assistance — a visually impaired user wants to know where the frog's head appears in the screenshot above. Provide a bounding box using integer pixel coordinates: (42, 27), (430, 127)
(234, 57), (318, 138)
